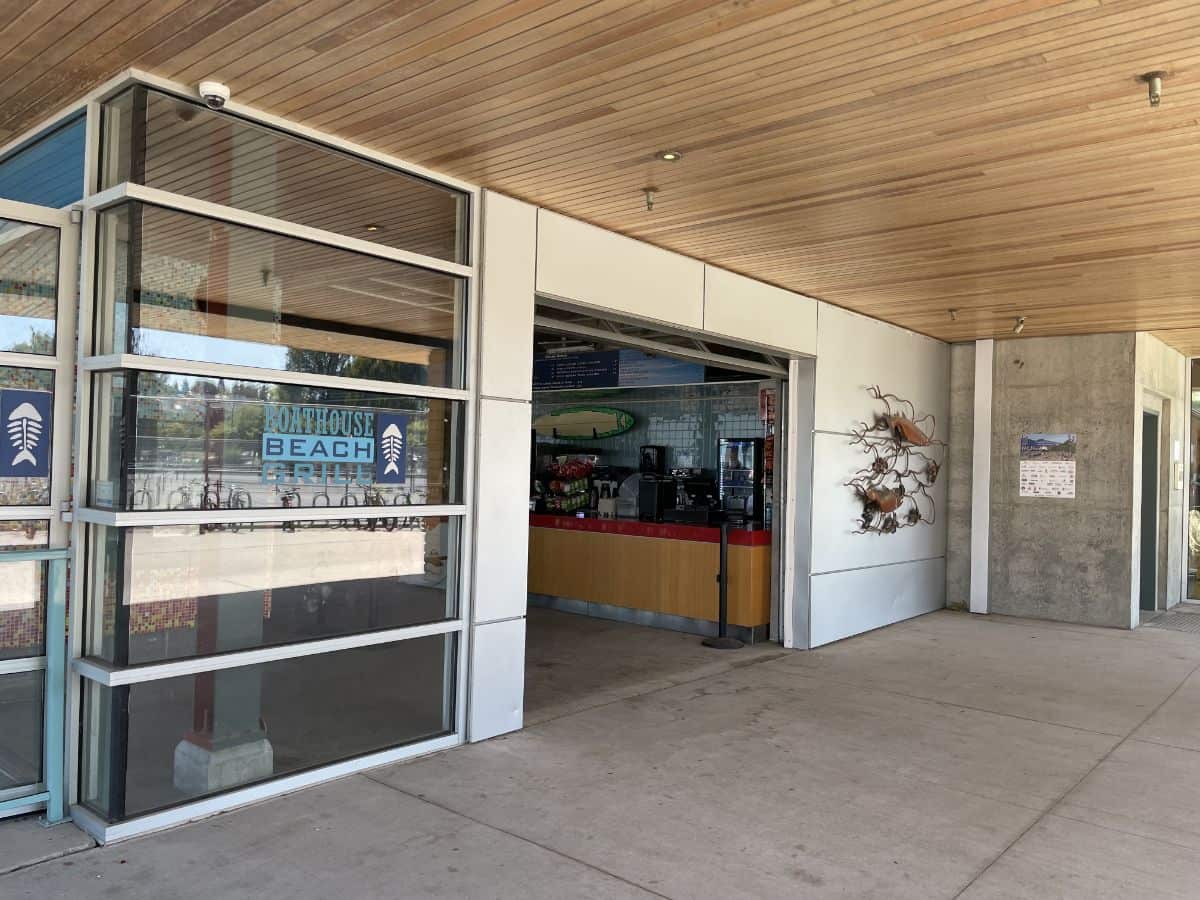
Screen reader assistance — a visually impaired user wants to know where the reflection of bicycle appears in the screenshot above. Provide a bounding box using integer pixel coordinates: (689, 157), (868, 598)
(332, 484), (360, 530)
(168, 484), (195, 510)
(279, 487), (301, 532)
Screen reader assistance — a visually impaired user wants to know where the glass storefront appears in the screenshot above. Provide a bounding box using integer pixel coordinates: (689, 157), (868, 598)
(99, 87), (468, 265)
(88, 371), (462, 511)
(56, 82), (475, 830)
(0, 671), (44, 792)
(94, 202), (466, 388)
(86, 519), (458, 665)
(0, 218), (59, 354)
(80, 634), (456, 820)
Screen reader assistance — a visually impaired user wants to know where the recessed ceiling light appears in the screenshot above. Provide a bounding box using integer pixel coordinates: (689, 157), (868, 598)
(364, 223), (382, 232)
(655, 150), (683, 162)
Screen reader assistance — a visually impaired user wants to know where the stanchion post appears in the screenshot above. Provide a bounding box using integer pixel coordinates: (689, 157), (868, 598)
(703, 520), (744, 650)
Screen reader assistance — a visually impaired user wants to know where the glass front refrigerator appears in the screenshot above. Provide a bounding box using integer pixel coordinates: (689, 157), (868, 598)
(717, 437), (764, 524)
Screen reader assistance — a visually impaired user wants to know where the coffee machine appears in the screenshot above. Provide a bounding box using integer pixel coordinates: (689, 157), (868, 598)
(663, 470), (718, 524)
(638, 474), (676, 522)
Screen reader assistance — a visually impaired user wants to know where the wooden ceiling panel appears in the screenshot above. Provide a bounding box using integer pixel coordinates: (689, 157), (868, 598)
(4, 1), (1200, 351)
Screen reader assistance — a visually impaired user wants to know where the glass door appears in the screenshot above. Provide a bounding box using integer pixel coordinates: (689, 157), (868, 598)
(0, 199), (77, 820)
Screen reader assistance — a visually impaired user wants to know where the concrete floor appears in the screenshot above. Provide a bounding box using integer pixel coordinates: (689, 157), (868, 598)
(5, 608), (1200, 898)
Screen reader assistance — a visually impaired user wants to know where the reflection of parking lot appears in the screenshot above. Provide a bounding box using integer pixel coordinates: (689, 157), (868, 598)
(126, 524), (444, 606)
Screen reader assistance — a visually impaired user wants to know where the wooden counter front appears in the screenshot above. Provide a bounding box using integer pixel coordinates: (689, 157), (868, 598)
(528, 516), (771, 628)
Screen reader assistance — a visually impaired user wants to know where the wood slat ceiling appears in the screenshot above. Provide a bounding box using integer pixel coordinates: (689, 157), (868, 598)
(3, 0), (1200, 352)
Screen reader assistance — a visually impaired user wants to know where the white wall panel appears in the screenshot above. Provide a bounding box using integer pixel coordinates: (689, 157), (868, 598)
(814, 303), (950, 436)
(702, 266), (817, 355)
(479, 191), (536, 401)
(535, 209), (704, 328)
(473, 398), (532, 624)
(810, 432), (947, 574)
(810, 558), (945, 647)
(468, 618), (525, 741)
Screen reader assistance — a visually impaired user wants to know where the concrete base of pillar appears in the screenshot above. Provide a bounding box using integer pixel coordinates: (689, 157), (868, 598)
(172, 737), (274, 796)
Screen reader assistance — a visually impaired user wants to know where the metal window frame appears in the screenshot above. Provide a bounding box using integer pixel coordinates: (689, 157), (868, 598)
(47, 71), (482, 841)
(74, 617), (462, 686)
(0, 193), (79, 824)
(0, 550), (69, 823)
(74, 504), (466, 527)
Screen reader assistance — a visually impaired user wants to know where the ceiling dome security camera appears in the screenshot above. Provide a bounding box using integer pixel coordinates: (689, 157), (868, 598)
(197, 81), (231, 110)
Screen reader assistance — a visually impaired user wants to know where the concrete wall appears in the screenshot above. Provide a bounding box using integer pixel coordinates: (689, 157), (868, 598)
(987, 334), (1137, 628)
(1135, 333), (1188, 611)
(944, 343), (975, 610)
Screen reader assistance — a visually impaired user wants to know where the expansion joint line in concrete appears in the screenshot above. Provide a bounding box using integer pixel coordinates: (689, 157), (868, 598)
(950, 658), (1200, 899)
(364, 773), (674, 900)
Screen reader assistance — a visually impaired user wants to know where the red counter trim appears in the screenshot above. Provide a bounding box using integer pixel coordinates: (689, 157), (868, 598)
(529, 514), (772, 546)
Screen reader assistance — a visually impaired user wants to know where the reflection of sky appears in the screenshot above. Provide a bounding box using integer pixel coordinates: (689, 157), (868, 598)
(0, 316), (54, 353)
(136, 329), (288, 369)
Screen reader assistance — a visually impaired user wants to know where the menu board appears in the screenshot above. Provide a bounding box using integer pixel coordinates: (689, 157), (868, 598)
(533, 349), (705, 391)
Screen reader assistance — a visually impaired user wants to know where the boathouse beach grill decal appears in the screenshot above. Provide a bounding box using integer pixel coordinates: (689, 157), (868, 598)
(259, 403), (408, 486)
(0, 388), (51, 478)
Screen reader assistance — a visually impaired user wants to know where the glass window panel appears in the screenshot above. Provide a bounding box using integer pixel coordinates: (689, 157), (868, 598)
(0, 115), (84, 208)
(0, 529), (50, 660)
(89, 371), (461, 510)
(0, 366), (53, 505)
(80, 633), (456, 821)
(101, 87), (467, 264)
(0, 671), (44, 791)
(85, 519), (458, 665)
(0, 218), (58, 354)
(95, 202), (464, 387)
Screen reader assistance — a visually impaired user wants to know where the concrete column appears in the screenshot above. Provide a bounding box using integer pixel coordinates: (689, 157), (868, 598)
(969, 339), (993, 614)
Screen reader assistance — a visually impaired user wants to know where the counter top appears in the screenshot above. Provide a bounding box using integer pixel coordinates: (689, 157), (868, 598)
(529, 513), (772, 546)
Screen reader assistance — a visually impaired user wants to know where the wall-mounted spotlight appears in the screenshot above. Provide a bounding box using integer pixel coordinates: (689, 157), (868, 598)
(642, 187), (657, 211)
(948, 308), (958, 321)
(1012, 316), (1026, 335)
(1140, 71), (1166, 107)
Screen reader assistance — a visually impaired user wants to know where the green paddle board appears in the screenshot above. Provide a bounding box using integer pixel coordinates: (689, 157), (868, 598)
(533, 406), (635, 440)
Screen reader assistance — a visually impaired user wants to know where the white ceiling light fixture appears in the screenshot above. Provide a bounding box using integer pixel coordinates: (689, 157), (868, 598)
(1012, 316), (1026, 335)
(655, 149), (683, 162)
(1140, 71), (1166, 107)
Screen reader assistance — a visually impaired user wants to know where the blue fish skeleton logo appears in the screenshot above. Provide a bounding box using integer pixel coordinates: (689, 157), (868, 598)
(374, 413), (408, 484)
(381, 423), (404, 476)
(7, 401), (43, 468)
(0, 390), (52, 478)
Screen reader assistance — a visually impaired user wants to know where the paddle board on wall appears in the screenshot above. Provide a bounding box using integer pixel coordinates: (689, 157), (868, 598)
(533, 406), (635, 440)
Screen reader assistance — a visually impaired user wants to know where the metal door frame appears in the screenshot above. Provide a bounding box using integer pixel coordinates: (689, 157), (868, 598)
(0, 197), (79, 822)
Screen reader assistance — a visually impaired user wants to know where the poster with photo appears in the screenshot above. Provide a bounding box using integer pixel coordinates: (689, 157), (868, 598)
(1019, 433), (1077, 498)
